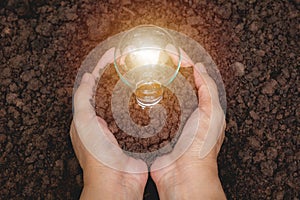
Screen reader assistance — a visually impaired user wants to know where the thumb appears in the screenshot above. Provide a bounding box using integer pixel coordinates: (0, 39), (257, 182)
(193, 63), (220, 115)
(73, 72), (96, 128)
(193, 63), (225, 159)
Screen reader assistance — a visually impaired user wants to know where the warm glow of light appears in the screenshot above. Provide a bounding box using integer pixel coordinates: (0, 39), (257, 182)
(130, 49), (160, 66)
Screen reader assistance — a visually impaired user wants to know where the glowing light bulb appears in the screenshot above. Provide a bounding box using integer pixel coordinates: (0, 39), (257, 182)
(114, 25), (181, 107)
(130, 49), (160, 67)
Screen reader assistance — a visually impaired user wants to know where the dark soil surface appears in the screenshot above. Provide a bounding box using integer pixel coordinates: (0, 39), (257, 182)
(1, 0), (299, 199)
(95, 64), (183, 153)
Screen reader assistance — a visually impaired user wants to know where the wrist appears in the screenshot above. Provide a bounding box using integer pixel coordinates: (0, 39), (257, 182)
(82, 167), (145, 200)
(154, 163), (225, 200)
(81, 182), (143, 200)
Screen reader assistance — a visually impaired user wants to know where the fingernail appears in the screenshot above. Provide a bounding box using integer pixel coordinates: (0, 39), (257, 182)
(195, 63), (207, 74)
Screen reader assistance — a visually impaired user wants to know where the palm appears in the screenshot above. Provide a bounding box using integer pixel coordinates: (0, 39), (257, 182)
(70, 48), (148, 197)
(150, 62), (226, 189)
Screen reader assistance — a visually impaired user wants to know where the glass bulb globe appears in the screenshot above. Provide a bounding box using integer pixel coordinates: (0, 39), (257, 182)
(114, 25), (181, 107)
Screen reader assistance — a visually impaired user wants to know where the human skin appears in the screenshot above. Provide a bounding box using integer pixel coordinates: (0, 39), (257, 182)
(150, 62), (227, 200)
(70, 48), (148, 200)
(70, 48), (226, 199)
(70, 120), (148, 200)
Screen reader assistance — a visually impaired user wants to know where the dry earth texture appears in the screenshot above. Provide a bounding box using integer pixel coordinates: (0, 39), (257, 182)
(0, 0), (299, 199)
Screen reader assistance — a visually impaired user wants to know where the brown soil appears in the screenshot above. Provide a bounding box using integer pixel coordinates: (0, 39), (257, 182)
(0, 0), (299, 199)
(95, 64), (197, 165)
(95, 64), (183, 154)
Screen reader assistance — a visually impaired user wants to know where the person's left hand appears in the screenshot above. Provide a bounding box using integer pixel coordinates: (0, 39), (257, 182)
(70, 48), (148, 199)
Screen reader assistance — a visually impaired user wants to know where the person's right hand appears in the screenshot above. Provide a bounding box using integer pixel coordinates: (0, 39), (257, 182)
(150, 52), (227, 199)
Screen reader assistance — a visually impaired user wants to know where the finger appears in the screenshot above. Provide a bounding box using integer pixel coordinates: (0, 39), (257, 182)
(214, 129), (225, 155)
(191, 63), (226, 159)
(193, 63), (220, 115)
(73, 53), (148, 173)
(70, 120), (86, 167)
(73, 73), (96, 127)
(98, 119), (148, 173)
(92, 47), (115, 78)
(194, 63), (219, 100)
(151, 108), (200, 171)
(166, 44), (194, 67)
(74, 110), (148, 173)
(199, 112), (225, 159)
(97, 117), (119, 145)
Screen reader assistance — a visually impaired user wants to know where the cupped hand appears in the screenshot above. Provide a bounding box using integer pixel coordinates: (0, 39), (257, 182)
(151, 48), (226, 199)
(70, 48), (148, 200)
